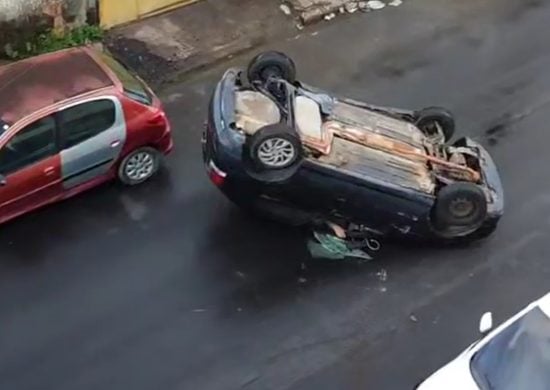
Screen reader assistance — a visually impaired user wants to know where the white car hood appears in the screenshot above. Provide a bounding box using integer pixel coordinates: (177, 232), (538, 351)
(418, 347), (479, 390)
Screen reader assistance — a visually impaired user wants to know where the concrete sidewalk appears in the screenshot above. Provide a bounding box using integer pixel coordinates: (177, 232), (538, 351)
(103, 0), (415, 89)
(105, 0), (296, 89)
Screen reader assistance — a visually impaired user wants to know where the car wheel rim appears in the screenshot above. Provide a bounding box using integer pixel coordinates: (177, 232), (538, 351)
(257, 138), (296, 168)
(449, 197), (475, 219)
(125, 152), (155, 181)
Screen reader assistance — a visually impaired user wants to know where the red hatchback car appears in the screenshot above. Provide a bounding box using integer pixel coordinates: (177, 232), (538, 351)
(0, 47), (173, 225)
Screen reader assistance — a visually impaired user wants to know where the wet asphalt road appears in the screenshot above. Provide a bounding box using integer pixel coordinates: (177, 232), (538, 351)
(2, 1), (550, 389)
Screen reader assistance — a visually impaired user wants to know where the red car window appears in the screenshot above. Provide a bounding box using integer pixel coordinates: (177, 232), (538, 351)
(0, 116), (56, 175)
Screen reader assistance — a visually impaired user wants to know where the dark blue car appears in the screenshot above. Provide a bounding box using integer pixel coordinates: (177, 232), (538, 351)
(202, 52), (504, 242)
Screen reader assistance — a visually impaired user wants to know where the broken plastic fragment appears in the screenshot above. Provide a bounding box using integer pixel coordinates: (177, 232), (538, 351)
(280, 4), (292, 15)
(328, 221), (347, 239)
(345, 2), (359, 13)
(389, 0), (402, 6)
(366, 0), (386, 10)
(376, 268), (388, 282)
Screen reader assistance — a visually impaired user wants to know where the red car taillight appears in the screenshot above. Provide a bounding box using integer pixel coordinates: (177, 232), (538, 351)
(207, 160), (226, 187)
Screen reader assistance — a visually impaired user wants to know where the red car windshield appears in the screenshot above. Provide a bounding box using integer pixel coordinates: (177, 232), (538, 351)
(98, 52), (153, 106)
(470, 307), (550, 390)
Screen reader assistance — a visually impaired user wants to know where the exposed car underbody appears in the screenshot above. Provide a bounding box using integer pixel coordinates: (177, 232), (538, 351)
(233, 85), (482, 196)
(204, 52), (504, 243)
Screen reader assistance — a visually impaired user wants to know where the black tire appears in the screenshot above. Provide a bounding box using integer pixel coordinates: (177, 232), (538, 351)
(439, 219), (499, 245)
(469, 219), (499, 240)
(247, 124), (302, 171)
(416, 107), (456, 142)
(118, 147), (161, 186)
(433, 182), (488, 229)
(247, 51), (297, 85)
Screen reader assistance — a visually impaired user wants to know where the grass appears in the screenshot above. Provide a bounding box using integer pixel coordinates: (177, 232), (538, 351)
(4, 25), (104, 60)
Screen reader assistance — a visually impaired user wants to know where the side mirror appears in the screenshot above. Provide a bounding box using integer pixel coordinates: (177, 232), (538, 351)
(479, 312), (493, 335)
(0, 174), (6, 187)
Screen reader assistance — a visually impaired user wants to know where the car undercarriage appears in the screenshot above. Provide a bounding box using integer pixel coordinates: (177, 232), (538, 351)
(205, 51), (504, 241)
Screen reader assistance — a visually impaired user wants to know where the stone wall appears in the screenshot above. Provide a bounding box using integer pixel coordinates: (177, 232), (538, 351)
(0, 0), (45, 21)
(0, 0), (97, 58)
(0, 0), (96, 22)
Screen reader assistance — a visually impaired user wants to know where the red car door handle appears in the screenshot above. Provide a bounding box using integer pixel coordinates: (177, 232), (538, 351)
(44, 167), (56, 176)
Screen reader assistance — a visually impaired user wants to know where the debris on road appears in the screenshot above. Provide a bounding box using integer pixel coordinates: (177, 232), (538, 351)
(345, 2), (359, 13)
(376, 268), (388, 282)
(307, 231), (373, 261)
(284, 0), (404, 26)
(280, 3), (292, 15)
(409, 314), (418, 323)
(366, 0), (386, 10)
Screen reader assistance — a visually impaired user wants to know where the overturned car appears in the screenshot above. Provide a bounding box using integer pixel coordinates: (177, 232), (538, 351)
(202, 51), (504, 242)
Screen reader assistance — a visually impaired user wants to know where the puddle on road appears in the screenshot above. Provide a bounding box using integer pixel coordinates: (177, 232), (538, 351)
(119, 194), (148, 222)
(485, 121), (509, 147)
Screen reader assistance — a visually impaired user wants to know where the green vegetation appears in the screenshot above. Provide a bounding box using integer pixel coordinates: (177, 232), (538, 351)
(4, 25), (104, 60)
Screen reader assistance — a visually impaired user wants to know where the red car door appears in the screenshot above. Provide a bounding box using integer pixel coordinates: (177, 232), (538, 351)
(0, 115), (62, 224)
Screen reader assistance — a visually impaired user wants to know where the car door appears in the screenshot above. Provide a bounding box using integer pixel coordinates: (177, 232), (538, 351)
(58, 97), (127, 189)
(0, 115), (62, 223)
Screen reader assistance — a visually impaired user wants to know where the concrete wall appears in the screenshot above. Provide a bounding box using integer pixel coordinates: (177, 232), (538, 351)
(0, 0), (44, 21)
(99, 0), (198, 28)
(0, 0), (97, 58)
(0, 0), (96, 22)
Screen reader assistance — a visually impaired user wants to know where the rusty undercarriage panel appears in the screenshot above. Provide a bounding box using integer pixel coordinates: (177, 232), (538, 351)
(331, 101), (425, 148)
(303, 101), (480, 188)
(316, 137), (435, 194)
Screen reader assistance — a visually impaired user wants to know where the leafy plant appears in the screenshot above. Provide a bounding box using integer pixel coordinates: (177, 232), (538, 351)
(4, 25), (104, 60)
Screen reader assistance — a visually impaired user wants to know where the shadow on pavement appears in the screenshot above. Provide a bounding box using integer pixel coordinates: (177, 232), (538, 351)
(0, 169), (176, 267)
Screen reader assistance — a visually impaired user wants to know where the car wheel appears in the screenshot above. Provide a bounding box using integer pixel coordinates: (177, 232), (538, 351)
(247, 124), (302, 171)
(433, 182), (488, 230)
(118, 147), (160, 186)
(247, 51), (297, 85)
(469, 219), (499, 240)
(416, 107), (455, 142)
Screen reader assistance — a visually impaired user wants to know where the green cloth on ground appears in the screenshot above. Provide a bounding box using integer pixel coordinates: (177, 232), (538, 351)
(307, 231), (372, 261)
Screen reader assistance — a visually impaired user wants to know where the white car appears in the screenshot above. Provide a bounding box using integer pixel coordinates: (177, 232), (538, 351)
(417, 292), (550, 390)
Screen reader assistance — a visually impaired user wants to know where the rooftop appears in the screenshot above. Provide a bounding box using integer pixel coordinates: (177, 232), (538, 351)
(0, 48), (114, 125)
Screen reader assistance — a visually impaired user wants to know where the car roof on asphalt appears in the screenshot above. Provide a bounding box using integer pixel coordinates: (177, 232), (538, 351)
(0, 48), (114, 125)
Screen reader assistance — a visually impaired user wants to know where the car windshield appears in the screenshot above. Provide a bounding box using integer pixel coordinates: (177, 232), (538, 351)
(98, 52), (153, 106)
(470, 307), (550, 390)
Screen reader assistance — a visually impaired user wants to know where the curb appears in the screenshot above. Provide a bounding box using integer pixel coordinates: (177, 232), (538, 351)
(158, 37), (266, 90)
